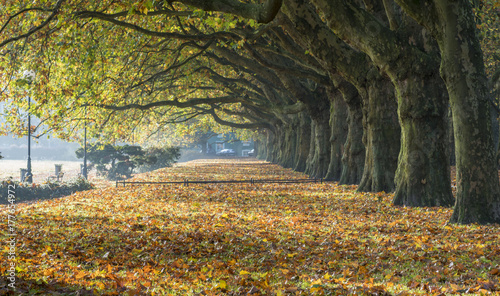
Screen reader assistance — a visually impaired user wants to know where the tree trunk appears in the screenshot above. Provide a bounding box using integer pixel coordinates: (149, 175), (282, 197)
(294, 113), (311, 172)
(306, 117), (331, 178)
(278, 120), (297, 168)
(393, 72), (454, 207)
(264, 131), (275, 162)
(339, 90), (365, 185)
(303, 86), (332, 178)
(305, 115), (331, 178)
(435, 0), (500, 223)
(325, 92), (348, 181)
(358, 76), (400, 192)
(446, 107), (456, 166)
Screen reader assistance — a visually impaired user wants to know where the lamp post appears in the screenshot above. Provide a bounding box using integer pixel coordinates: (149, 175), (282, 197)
(26, 94), (33, 183)
(23, 70), (36, 183)
(82, 105), (88, 179)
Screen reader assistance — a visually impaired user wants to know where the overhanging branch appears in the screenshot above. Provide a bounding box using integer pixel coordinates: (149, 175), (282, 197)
(175, 0), (282, 23)
(205, 107), (274, 130)
(75, 11), (240, 41)
(0, 0), (64, 48)
(87, 96), (243, 111)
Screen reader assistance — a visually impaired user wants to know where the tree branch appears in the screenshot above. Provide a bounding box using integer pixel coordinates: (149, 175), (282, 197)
(206, 106), (274, 130)
(175, 0), (282, 23)
(88, 96), (243, 110)
(75, 10), (240, 41)
(0, 0), (64, 48)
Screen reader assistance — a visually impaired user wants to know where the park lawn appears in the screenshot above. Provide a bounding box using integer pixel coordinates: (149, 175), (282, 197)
(0, 159), (499, 295)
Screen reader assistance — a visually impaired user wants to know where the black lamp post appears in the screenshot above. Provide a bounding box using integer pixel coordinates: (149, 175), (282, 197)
(26, 94), (33, 183)
(23, 70), (35, 183)
(82, 105), (88, 179)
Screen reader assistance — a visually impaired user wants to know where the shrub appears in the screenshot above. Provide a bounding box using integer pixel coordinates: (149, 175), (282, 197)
(0, 177), (94, 204)
(76, 143), (146, 180)
(136, 147), (181, 173)
(76, 143), (180, 179)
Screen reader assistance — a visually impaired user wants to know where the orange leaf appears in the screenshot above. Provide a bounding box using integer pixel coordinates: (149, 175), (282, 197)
(75, 271), (87, 280)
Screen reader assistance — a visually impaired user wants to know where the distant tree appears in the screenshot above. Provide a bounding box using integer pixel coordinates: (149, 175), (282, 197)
(137, 147), (181, 173)
(0, 152), (3, 159)
(76, 143), (179, 179)
(75, 143), (144, 180)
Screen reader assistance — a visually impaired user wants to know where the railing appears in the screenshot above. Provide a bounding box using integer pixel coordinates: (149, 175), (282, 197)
(116, 178), (325, 187)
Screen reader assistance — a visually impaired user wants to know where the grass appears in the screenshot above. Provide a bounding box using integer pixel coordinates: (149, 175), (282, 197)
(0, 159), (499, 295)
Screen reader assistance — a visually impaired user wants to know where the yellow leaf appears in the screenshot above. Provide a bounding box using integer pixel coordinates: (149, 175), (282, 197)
(217, 279), (227, 289)
(324, 273), (331, 280)
(311, 287), (322, 293)
(312, 278), (322, 285)
(239, 270), (250, 275)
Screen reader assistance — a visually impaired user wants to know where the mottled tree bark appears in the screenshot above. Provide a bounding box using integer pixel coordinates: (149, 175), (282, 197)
(282, 1), (400, 190)
(340, 90), (365, 185)
(303, 86), (331, 178)
(358, 75), (400, 192)
(395, 0), (500, 223)
(305, 114), (331, 178)
(446, 108), (456, 166)
(393, 72), (454, 206)
(294, 113), (311, 172)
(325, 91), (348, 181)
(310, 0), (452, 204)
(435, 1), (500, 223)
(278, 118), (297, 168)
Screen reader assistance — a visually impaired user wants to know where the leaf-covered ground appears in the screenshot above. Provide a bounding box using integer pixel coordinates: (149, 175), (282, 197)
(1, 159), (499, 295)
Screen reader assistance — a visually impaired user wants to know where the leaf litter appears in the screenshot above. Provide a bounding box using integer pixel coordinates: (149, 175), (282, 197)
(0, 159), (499, 295)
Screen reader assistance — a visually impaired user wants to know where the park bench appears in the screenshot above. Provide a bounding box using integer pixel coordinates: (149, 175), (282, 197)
(47, 164), (64, 182)
(47, 171), (64, 182)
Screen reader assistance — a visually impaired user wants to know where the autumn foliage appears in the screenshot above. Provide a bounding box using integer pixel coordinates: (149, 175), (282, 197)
(1, 159), (499, 295)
